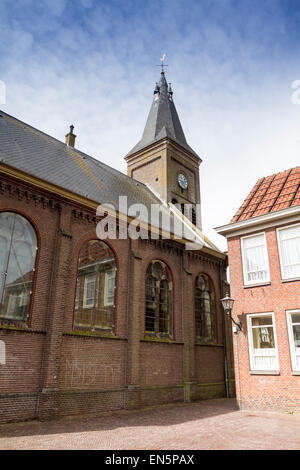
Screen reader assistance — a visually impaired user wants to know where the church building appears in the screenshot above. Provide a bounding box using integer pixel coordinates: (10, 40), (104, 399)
(0, 70), (234, 423)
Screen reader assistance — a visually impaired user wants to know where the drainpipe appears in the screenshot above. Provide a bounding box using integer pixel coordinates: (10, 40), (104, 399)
(235, 331), (242, 405)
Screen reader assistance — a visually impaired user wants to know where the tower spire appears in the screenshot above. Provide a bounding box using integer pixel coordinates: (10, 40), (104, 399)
(125, 64), (202, 228)
(126, 69), (199, 159)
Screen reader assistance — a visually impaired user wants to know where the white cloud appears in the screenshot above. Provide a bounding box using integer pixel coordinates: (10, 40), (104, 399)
(1, 0), (300, 252)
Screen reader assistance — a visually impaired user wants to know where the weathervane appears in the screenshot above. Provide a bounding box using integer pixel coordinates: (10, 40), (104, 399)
(156, 53), (168, 73)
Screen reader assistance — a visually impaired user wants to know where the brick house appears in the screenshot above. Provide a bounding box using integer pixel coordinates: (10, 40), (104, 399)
(216, 166), (300, 412)
(0, 71), (234, 423)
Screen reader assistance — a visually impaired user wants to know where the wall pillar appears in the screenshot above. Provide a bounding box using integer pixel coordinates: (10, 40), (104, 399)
(182, 252), (195, 402)
(125, 240), (143, 408)
(38, 205), (73, 420)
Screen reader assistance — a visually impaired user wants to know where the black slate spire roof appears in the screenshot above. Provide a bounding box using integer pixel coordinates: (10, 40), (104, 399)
(126, 72), (200, 158)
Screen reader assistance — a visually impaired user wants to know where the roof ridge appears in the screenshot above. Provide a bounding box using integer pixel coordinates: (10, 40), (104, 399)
(256, 166), (300, 181)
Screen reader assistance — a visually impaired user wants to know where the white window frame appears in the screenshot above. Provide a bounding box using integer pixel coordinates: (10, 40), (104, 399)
(104, 270), (115, 307)
(286, 309), (300, 372)
(276, 223), (300, 281)
(241, 232), (270, 286)
(83, 273), (96, 309)
(247, 312), (279, 373)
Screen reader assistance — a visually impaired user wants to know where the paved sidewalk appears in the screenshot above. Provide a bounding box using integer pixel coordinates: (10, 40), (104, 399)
(0, 399), (299, 450)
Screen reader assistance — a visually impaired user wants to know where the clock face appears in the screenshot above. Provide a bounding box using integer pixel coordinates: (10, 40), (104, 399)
(178, 173), (188, 189)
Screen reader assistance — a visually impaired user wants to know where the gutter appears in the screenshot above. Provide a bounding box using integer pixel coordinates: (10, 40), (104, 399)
(215, 205), (300, 237)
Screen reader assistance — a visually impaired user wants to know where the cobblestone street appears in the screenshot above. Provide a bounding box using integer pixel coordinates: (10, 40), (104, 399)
(0, 399), (299, 450)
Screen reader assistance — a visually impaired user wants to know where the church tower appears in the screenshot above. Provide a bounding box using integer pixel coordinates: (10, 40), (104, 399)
(125, 70), (202, 229)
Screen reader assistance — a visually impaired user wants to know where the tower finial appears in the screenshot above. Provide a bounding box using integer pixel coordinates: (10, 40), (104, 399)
(156, 53), (168, 73)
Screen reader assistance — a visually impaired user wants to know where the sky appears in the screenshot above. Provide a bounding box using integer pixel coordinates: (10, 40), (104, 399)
(1, 0), (300, 250)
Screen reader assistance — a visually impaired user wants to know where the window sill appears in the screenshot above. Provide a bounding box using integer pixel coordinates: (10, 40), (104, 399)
(195, 341), (224, 347)
(243, 282), (271, 289)
(0, 324), (46, 334)
(64, 330), (126, 340)
(281, 277), (300, 283)
(250, 370), (280, 375)
(292, 371), (300, 376)
(141, 337), (184, 345)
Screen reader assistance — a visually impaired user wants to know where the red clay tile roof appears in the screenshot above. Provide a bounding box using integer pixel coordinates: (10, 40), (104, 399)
(231, 166), (300, 223)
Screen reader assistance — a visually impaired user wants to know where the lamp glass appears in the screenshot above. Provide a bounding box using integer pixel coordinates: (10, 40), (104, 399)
(220, 294), (234, 313)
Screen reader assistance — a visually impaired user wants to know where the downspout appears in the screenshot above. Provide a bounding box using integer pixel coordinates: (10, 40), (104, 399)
(235, 331), (242, 405)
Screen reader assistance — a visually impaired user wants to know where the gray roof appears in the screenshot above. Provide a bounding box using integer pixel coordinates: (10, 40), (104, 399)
(0, 110), (166, 211)
(126, 72), (200, 159)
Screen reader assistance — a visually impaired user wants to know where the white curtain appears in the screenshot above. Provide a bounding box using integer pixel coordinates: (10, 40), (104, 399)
(279, 226), (300, 279)
(253, 348), (277, 369)
(250, 315), (278, 370)
(243, 235), (268, 282)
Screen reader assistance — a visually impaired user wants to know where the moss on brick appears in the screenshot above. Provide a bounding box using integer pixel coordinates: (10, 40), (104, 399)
(63, 330), (124, 340)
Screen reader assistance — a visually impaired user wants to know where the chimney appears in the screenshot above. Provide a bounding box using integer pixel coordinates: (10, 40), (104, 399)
(65, 125), (76, 147)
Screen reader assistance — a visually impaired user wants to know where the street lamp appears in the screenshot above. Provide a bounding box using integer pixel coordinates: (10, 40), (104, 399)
(220, 292), (242, 332)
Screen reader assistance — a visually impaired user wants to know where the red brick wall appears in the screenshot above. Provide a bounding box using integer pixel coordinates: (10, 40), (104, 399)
(0, 330), (45, 423)
(59, 336), (127, 390)
(139, 342), (184, 386)
(228, 225), (300, 412)
(0, 179), (61, 422)
(194, 346), (225, 384)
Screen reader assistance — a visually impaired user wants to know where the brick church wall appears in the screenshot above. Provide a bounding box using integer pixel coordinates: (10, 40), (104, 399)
(0, 173), (234, 423)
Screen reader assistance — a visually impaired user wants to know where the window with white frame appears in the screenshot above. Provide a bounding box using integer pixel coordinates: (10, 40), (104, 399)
(83, 273), (96, 309)
(247, 313), (279, 371)
(277, 224), (300, 280)
(287, 310), (300, 371)
(104, 270), (115, 306)
(241, 233), (270, 286)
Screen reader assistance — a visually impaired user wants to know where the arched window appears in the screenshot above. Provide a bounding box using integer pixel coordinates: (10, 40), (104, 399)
(0, 212), (37, 322)
(195, 274), (215, 340)
(74, 240), (116, 331)
(145, 260), (172, 336)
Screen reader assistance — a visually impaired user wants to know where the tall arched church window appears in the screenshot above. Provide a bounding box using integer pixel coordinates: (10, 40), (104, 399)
(74, 240), (116, 331)
(145, 260), (172, 336)
(0, 212), (37, 322)
(195, 274), (215, 340)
